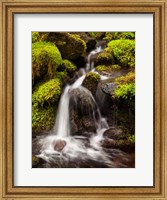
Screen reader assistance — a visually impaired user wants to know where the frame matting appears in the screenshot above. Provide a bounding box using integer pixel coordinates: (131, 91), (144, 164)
(0, 0), (167, 199)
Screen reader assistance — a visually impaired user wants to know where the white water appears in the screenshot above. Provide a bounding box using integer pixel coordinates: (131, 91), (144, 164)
(36, 46), (116, 167)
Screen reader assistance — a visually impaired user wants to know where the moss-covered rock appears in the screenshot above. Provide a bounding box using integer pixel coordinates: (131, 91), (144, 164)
(106, 39), (135, 68)
(95, 51), (115, 66)
(82, 72), (101, 95)
(32, 79), (61, 107)
(73, 32), (96, 51)
(32, 104), (56, 134)
(32, 42), (62, 84)
(96, 64), (121, 74)
(104, 32), (135, 42)
(44, 32), (86, 60)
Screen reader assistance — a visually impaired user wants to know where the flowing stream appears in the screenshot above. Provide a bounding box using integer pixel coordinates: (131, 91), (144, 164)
(35, 46), (134, 168)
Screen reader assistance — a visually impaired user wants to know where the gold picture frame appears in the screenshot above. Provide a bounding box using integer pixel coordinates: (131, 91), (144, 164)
(0, 0), (167, 199)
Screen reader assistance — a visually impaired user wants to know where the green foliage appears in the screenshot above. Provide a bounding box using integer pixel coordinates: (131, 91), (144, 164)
(96, 64), (121, 73)
(32, 32), (40, 43)
(82, 72), (101, 94)
(95, 51), (115, 66)
(32, 104), (56, 133)
(106, 39), (135, 68)
(32, 79), (61, 107)
(114, 72), (135, 100)
(32, 42), (62, 83)
(105, 32), (135, 42)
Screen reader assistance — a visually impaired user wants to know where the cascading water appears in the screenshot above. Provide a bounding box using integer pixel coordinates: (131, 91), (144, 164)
(35, 46), (131, 168)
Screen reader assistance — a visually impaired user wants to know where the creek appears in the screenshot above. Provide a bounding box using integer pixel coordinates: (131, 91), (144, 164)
(33, 46), (135, 168)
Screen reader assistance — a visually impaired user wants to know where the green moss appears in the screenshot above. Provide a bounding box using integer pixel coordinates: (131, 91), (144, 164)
(82, 72), (100, 95)
(32, 42), (62, 84)
(114, 72), (135, 100)
(32, 79), (61, 107)
(45, 32), (86, 60)
(95, 51), (115, 66)
(32, 32), (40, 43)
(32, 104), (56, 133)
(58, 59), (77, 75)
(106, 39), (135, 68)
(96, 64), (121, 73)
(105, 32), (135, 42)
(116, 71), (135, 84)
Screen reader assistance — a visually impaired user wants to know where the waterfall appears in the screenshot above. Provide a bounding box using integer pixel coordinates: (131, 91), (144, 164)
(53, 46), (108, 138)
(53, 86), (71, 138)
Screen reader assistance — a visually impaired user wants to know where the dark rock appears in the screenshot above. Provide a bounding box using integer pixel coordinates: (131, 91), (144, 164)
(100, 138), (116, 148)
(53, 140), (67, 151)
(81, 117), (96, 133)
(101, 138), (135, 152)
(70, 87), (97, 115)
(103, 127), (126, 140)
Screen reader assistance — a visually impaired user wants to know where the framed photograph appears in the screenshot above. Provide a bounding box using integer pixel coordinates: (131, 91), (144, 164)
(0, 0), (167, 199)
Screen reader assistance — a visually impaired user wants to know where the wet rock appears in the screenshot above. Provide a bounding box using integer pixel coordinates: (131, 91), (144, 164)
(100, 138), (116, 148)
(53, 140), (67, 151)
(101, 138), (135, 152)
(70, 87), (97, 115)
(103, 127), (126, 140)
(81, 117), (96, 133)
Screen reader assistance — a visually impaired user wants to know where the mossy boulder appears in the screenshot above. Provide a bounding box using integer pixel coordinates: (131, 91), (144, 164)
(32, 79), (62, 107)
(32, 42), (62, 85)
(32, 104), (56, 134)
(95, 51), (115, 66)
(75, 32), (96, 51)
(32, 155), (40, 167)
(45, 32), (86, 60)
(106, 39), (135, 68)
(82, 72), (101, 95)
